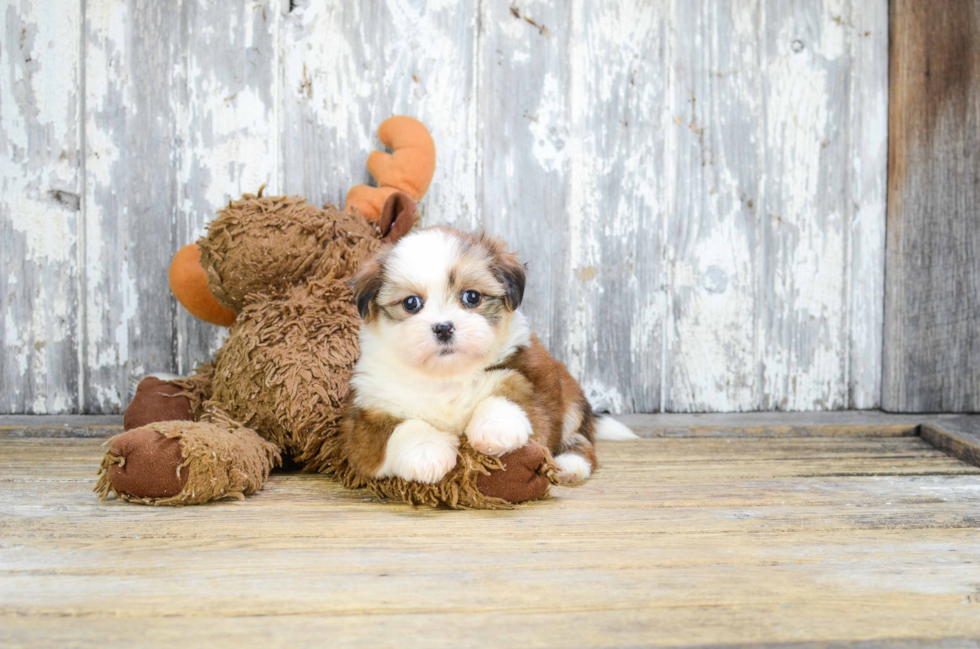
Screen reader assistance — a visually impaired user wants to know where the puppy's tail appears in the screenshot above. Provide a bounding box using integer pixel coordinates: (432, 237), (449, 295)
(594, 415), (638, 441)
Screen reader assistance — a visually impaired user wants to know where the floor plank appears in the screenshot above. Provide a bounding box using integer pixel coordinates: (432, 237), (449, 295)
(2, 434), (980, 648)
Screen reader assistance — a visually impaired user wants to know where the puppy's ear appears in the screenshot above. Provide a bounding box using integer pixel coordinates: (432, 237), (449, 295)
(482, 235), (526, 311)
(350, 253), (387, 322)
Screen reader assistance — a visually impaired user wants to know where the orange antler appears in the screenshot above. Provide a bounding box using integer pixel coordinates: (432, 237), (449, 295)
(345, 116), (436, 220)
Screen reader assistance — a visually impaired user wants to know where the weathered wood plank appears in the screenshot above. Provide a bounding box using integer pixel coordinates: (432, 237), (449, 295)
(2, 437), (980, 647)
(281, 0), (480, 231)
(564, 1), (667, 412)
(883, 0), (980, 412)
(0, 414), (121, 438)
(0, 1), (81, 413)
(479, 1), (570, 357)
(846, 0), (889, 409)
(280, 0), (382, 207)
(664, 0), (768, 412)
(616, 410), (920, 438)
(920, 416), (980, 468)
(172, 0), (281, 374)
(82, 0), (181, 412)
(665, 1), (888, 412)
(2, 614), (980, 649)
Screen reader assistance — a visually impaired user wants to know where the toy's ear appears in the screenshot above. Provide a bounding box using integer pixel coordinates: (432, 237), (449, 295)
(169, 244), (237, 327)
(350, 254), (386, 322)
(377, 191), (418, 244)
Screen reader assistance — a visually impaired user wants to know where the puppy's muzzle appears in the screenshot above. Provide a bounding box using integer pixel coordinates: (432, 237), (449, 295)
(432, 321), (454, 343)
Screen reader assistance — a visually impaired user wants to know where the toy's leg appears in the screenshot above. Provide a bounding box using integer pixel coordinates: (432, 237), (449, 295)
(96, 417), (280, 505)
(353, 441), (559, 509)
(475, 444), (556, 504)
(123, 364), (214, 431)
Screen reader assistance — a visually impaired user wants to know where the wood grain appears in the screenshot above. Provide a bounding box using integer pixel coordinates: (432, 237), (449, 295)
(565, 1), (667, 412)
(846, 0), (890, 409)
(0, 1), (81, 413)
(0, 414), (121, 438)
(82, 0), (180, 412)
(479, 0), (570, 370)
(2, 434), (980, 648)
(281, 0), (481, 228)
(920, 416), (980, 469)
(883, 0), (980, 412)
(665, 1), (888, 412)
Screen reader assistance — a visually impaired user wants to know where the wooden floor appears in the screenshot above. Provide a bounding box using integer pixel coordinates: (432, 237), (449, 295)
(3, 415), (980, 648)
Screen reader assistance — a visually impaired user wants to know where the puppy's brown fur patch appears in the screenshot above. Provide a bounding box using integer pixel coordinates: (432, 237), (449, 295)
(490, 334), (597, 468)
(340, 406), (403, 476)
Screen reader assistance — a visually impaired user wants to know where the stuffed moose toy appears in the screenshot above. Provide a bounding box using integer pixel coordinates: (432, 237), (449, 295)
(96, 117), (559, 509)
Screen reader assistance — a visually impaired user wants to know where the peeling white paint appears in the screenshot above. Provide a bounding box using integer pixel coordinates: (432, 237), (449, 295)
(529, 73), (567, 174)
(2, 0), (888, 414)
(1, 0), (81, 413)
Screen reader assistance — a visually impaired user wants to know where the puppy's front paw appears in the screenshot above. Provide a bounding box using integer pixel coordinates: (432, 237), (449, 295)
(465, 397), (532, 456)
(377, 420), (459, 484)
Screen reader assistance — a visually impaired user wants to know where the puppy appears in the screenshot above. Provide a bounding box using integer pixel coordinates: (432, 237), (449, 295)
(342, 226), (635, 485)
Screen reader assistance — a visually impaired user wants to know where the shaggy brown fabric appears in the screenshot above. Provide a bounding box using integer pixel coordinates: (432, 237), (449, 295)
(476, 444), (554, 504)
(170, 363), (214, 420)
(199, 193), (380, 312)
(205, 271), (371, 462)
(123, 377), (194, 431)
(96, 420), (280, 506)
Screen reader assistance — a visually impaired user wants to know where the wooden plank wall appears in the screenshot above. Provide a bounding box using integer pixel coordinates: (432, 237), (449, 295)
(884, 0), (980, 412)
(1, 0), (889, 414)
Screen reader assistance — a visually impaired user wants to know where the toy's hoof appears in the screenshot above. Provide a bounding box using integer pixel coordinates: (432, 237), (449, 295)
(106, 427), (188, 499)
(475, 444), (551, 504)
(124, 377), (194, 431)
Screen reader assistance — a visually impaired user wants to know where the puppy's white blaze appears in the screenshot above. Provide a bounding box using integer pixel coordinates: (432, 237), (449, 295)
(464, 396), (532, 456)
(385, 228), (462, 289)
(554, 452), (592, 483)
(377, 420), (459, 483)
(594, 416), (638, 441)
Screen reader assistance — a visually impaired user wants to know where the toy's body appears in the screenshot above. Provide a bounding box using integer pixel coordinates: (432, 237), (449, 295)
(96, 118), (556, 508)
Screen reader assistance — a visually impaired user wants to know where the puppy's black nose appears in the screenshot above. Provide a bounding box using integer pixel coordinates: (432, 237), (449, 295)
(432, 321), (454, 343)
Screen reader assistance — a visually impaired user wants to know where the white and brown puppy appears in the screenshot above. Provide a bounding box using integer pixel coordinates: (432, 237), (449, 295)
(342, 226), (635, 485)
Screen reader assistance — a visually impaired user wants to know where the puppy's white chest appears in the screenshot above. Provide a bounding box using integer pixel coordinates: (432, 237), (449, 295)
(358, 368), (512, 434)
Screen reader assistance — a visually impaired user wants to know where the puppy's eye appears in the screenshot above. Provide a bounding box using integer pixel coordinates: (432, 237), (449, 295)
(461, 290), (482, 307)
(402, 295), (424, 313)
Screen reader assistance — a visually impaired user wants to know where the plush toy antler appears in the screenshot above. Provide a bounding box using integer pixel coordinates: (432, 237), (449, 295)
(344, 116), (436, 220)
(169, 116), (435, 326)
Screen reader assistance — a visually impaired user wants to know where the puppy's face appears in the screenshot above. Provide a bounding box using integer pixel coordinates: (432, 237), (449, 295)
(352, 227), (526, 377)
